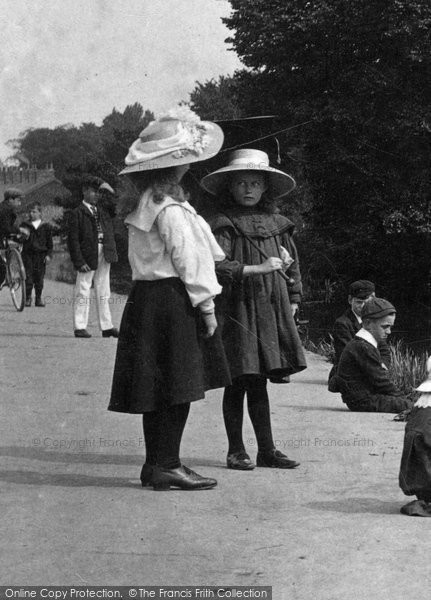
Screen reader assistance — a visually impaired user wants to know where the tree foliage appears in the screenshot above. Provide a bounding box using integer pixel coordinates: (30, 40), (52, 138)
(191, 0), (431, 304)
(10, 104), (154, 191)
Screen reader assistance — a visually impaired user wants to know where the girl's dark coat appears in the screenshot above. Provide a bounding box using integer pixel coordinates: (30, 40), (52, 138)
(210, 206), (307, 382)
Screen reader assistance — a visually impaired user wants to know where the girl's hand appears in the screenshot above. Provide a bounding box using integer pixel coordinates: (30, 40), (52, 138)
(202, 312), (218, 338)
(291, 302), (299, 317)
(258, 257), (284, 274)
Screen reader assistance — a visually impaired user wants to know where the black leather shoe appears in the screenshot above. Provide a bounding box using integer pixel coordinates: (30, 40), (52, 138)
(151, 465), (217, 491)
(227, 451), (255, 470)
(102, 328), (119, 338)
(140, 464), (155, 487)
(74, 329), (92, 338)
(25, 298), (32, 307)
(35, 297), (45, 307)
(257, 449), (300, 469)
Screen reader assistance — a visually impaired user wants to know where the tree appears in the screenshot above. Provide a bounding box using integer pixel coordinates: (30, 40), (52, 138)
(101, 103), (154, 169)
(216, 0), (431, 304)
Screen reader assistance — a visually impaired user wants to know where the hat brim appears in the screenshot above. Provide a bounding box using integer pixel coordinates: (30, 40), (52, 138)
(362, 308), (396, 320)
(416, 381), (431, 392)
(200, 164), (296, 200)
(119, 122), (224, 175)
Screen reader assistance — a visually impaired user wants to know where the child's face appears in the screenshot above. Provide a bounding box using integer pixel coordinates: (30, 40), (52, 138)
(9, 196), (22, 210)
(30, 208), (41, 221)
(229, 171), (267, 207)
(366, 314), (395, 344)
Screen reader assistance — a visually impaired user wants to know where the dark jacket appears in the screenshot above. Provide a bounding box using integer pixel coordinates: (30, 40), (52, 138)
(328, 308), (391, 392)
(0, 202), (20, 240)
(333, 309), (391, 367)
(22, 221), (53, 257)
(210, 207), (307, 381)
(335, 337), (401, 404)
(68, 203), (118, 270)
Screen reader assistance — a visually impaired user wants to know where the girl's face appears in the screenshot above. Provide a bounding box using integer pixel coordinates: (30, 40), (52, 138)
(229, 171), (267, 207)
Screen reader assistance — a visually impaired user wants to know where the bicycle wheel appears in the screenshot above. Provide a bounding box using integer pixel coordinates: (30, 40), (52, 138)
(7, 247), (26, 311)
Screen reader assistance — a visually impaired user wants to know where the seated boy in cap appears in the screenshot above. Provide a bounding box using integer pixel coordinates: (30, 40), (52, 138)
(334, 298), (412, 413)
(328, 280), (390, 391)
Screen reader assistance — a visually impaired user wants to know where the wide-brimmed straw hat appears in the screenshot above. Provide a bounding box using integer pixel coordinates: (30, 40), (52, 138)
(200, 149), (296, 199)
(119, 106), (224, 175)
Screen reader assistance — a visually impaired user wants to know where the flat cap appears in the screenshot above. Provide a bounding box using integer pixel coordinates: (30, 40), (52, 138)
(4, 187), (24, 200)
(349, 280), (375, 299)
(361, 297), (396, 320)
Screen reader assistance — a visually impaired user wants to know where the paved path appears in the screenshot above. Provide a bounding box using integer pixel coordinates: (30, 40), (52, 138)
(0, 279), (428, 598)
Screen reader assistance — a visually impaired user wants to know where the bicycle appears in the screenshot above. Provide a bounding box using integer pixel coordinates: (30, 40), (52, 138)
(0, 236), (27, 311)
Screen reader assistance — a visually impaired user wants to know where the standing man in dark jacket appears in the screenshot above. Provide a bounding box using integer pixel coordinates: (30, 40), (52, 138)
(334, 298), (412, 413)
(0, 187), (29, 241)
(68, 176), (118, 338)
(22, 202), (53, 307)
(0, 188), (30, 285)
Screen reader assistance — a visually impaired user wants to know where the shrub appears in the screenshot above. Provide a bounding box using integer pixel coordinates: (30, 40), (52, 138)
(388, 340), (427, 401)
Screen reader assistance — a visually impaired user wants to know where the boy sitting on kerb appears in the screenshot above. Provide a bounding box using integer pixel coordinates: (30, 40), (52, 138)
(334, 298), (412, 415)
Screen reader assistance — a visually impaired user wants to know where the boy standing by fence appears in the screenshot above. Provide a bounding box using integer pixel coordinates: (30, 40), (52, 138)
(22, 202), (53, 307)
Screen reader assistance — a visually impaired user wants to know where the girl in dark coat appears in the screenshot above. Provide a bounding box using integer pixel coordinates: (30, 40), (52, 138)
(109, 108), (230, 491)
(201, 149), (307, 471)
(399, 357), (431, 516)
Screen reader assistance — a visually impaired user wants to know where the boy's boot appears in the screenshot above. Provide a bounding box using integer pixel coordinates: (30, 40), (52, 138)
(35, 295), (45, 307)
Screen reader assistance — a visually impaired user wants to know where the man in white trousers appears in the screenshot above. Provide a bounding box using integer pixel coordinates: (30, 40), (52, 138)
(68, 176), (119, 338)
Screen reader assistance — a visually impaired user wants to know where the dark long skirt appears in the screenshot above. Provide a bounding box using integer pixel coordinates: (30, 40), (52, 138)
(108, 278), (231, 413)
(399, 407), (431, 500)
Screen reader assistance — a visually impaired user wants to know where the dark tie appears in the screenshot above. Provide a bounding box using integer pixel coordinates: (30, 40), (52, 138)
(91, 206), (103, 236)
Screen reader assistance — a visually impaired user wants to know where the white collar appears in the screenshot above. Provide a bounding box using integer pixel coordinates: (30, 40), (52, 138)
(31, 219), (42, 229)
(125, 188), (196, 232)
(415, 393), (431, 409)
(352, 310), (362, 324)
(355, 328), (377, 348)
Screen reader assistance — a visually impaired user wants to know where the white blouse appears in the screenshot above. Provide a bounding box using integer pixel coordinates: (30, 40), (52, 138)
(125, 190), (225, 312)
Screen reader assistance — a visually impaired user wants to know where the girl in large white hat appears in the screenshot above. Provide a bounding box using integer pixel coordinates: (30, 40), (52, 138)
(108, 107), (231, 491)
(201, 149), (307, 471)
(399, 357), (431, 516)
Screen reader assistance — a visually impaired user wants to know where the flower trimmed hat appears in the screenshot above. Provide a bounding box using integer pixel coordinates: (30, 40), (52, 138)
(119, 106), (224, 175)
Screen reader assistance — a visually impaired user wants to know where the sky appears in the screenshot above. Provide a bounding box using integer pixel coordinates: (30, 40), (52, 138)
(0, 0), (242, 161)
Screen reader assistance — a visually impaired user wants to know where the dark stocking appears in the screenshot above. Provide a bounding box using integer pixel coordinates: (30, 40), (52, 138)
(142, 403), (191, 469)
(223, 380), (246, 454)
(246, 377), (275, 453)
